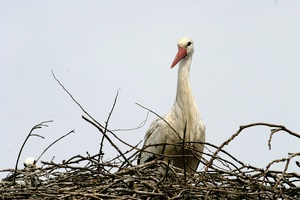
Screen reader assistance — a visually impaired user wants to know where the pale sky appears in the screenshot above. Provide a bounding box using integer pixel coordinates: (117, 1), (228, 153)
(1, 1), (299, 177)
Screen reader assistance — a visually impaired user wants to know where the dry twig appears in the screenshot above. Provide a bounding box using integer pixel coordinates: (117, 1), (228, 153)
(12, 120), (52, 185)
(2, 119), (299, 199)
(2, 74), (299, 199)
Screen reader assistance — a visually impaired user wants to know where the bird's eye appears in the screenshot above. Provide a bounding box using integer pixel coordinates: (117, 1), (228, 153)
(186, 42), (192, 47)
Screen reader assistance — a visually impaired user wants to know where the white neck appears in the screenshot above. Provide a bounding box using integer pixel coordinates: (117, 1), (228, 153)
(175, 55), (194, 107)
(170, 54), (200, 140)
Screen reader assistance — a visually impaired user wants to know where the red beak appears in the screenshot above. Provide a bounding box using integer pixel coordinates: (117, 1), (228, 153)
(171, 47), (187, 68)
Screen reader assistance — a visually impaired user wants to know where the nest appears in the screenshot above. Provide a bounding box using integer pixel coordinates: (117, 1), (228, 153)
(1, 77), (299, 199)
(1, 121), (300, 200)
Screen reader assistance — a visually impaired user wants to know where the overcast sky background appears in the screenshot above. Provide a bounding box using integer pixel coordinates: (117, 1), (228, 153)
(1, 1), (299, 177)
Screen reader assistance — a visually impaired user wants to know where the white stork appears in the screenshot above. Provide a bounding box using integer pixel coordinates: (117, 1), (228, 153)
(138, 37), (206, 172)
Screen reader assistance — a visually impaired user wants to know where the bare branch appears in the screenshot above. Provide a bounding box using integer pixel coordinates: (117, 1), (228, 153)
(111, 111), (149, 132)
(99, 89), (120, 163)
(12, 120), (52, 185)
(136, 102), (182, 140)
(36, 129), (75, 162)
(82, 115), (132, 168)
(51, 70), (105, 131)
(206, 122), (300, 171)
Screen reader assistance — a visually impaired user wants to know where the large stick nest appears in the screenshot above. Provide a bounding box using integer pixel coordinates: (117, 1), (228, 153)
(1, 75), (299, 199)
(1, 121), (299, 199)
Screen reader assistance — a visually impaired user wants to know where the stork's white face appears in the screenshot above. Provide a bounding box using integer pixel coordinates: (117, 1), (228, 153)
(171, 37), (194, 68)
(23, 157), (37, 168)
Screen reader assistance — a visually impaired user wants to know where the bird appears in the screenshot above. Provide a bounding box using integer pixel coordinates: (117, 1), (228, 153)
(23, 157), (37, 169)
(23, 157), (40, 186)
(138, 37), (206, 172)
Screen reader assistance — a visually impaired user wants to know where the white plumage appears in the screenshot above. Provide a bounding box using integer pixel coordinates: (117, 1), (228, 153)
(138, 37), (205, 172)
(23, 157), (37, 168)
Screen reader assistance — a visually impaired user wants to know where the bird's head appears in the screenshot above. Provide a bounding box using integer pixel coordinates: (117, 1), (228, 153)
(171, 37), (194, 68)
(23, 157), (37, 169)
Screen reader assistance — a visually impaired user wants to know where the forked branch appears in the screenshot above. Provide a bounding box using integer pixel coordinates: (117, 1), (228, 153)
(206, 122), (300, 171)
(12, 120), (52, 185)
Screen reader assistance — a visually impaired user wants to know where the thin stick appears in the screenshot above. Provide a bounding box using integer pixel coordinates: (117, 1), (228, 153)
(182, 121), (187, 184)
(136, 103), (182, 140)
(36, 129), (75, 162)
(98, 90), (120, 163)
(52, 71), (132, 167)
(82, 115), (132, 167)
(12, 120), (52, 185)
(51, 70), (105, 131)
(206, 122), (300, 171)
(111, 111), (149, 132)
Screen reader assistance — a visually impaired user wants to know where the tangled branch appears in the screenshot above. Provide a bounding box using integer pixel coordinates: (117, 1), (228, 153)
(1, 73), (299, 199)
